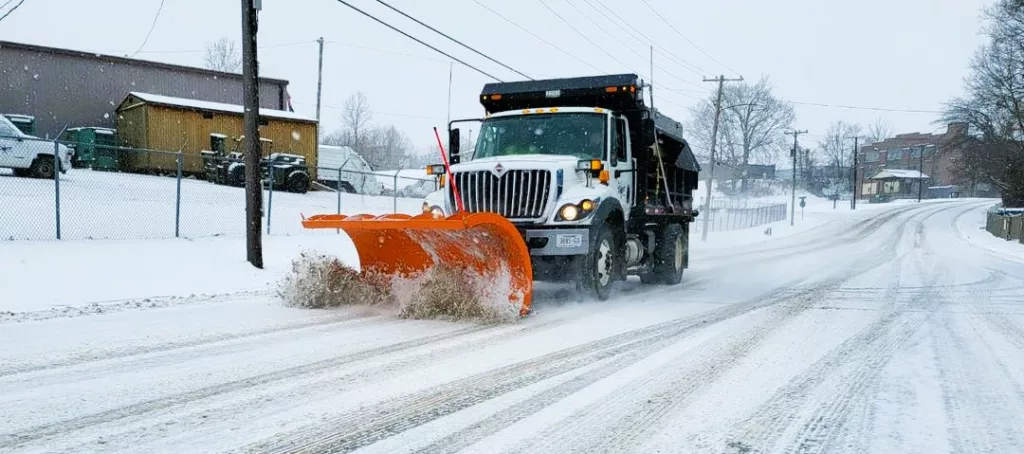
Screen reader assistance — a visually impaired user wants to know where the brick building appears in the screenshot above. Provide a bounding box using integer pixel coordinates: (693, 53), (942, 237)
(855, 122), (970, 199)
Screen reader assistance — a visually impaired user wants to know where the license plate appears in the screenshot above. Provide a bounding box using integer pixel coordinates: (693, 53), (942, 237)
(555, 234), (583, 248)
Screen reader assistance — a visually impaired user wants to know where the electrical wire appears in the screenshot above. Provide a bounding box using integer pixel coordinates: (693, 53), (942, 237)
(585, 0), (711, 78)
(332, 0), (504, 81)
(638, 0), (741, 77)
(468, 0), (607, 74)
(787, 101), (942, 114)
(536, 0), (637, 73)
(373, 0), (532, 80)
(129, 0), (166, 58)
(0, 0), (28, 23)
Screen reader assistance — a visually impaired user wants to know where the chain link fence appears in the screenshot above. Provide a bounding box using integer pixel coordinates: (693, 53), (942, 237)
(986, 207), (1024, 245)
(693, 197), (788, 233)
(0, 135), (435, 241)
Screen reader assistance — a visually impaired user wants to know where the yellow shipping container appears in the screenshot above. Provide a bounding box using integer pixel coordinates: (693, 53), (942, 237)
(115, 92), (319, 179)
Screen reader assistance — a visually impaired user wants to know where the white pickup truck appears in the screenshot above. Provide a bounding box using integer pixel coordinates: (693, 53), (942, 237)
(0, 115), (72, 178)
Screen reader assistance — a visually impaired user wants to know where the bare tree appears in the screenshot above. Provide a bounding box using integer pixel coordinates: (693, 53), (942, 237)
(204, 36), (241, 73)
(341, 92), (373, 152)
(819, 120), (863, 170)
(718, 76), (795, 192)
(942, 0), (1024, 206)
(866, 118), (893, 145)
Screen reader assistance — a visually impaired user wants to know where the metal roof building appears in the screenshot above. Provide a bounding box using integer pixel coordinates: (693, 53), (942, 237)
(0, 40), (292, 138)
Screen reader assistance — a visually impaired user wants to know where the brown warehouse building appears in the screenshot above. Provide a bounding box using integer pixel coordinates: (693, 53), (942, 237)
(0, 40), (292, 139)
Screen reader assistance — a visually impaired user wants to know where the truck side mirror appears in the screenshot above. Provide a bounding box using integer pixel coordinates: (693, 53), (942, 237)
(449, 128), (461, 164)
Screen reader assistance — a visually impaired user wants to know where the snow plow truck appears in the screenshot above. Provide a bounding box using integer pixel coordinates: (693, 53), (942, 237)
(301, 73), (701, 317)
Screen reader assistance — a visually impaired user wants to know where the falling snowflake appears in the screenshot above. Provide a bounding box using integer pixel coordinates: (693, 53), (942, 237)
(291, 131), (301, 141)
(104, 113), (110, 119)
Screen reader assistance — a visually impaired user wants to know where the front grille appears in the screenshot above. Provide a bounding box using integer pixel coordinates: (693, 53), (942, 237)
(449, 169), (552, 220)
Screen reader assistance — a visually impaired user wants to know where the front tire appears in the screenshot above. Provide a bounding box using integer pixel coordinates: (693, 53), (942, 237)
(640, 223), (686, 285)
(580, 223), (617, 300)
(287, 172), (310, 194)
(30, 156), (55, 179)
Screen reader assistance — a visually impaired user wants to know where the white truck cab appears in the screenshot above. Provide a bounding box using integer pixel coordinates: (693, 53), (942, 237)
(0, 115), (72, 179)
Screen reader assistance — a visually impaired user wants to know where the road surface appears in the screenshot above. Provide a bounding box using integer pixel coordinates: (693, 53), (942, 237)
(2, 200), (1023, 454)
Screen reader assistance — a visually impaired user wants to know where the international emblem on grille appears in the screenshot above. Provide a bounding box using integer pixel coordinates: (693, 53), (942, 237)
(492, 163), (506, 178)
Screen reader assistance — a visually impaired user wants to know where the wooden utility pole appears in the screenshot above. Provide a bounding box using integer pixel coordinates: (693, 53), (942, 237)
(242, 0), (263, 268)
(787, 130), (808, 226)
(700, 74), (743, 241)
(316, 37), (325, 122)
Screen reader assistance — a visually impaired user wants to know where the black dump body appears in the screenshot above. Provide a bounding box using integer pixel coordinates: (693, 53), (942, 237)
(480, 74), (701, 220)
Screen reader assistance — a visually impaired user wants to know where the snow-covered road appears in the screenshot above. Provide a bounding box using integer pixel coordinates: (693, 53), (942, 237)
(3, 200), (1024, 454)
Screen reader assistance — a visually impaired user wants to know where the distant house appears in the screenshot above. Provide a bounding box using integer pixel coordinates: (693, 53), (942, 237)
(115, 92), (318, 178)
(0, 40), (292, 138)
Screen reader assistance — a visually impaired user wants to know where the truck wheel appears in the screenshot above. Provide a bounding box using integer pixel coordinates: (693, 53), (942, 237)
(287, 172), (310, 194)
(580, 223), (616, 301)
(30, 156), (56, 179)
(639, 223), (686, 285)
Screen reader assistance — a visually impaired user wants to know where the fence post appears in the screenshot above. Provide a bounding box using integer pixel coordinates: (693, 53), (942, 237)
(393, 172), (399, 213)
(175, 151), (182, 238)
(53, 141), (61, 240)
(266, 164), (274, 235)
(336, 166), (342, 234)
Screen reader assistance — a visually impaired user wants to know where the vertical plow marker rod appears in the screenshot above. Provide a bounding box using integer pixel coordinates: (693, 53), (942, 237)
(301, 212), (533, 316)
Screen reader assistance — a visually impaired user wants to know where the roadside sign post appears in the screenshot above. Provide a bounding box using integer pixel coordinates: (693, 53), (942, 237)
(799, 196), (806, 220)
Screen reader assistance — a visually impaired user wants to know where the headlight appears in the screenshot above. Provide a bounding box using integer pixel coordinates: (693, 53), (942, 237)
(430, 206), (444, 218)
(558, 204), (580, 221)
(557, 198), (598, 222)
(422, 202), (430, 213)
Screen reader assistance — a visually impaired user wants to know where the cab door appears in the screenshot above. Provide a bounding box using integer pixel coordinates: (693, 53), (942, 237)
(609, 115), (634, 216)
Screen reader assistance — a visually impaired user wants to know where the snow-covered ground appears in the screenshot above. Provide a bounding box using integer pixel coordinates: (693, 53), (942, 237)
(3, 197), (1023, 454)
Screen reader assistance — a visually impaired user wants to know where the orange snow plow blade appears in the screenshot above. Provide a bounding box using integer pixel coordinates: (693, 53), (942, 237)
(301, 212), (533, 316)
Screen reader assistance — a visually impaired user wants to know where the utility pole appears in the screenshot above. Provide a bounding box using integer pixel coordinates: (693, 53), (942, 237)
(786, 130), (808, 226)
(446, 61), (453, 125)
(700, 74), (743, 241)
(315, 37), (324, 122)
(242, 0), (263, 268)
(845, 135), (858, 210)
(917, 144), (926, 203)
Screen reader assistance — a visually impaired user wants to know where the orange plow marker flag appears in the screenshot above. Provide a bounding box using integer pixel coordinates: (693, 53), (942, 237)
(301, 211), (533, 316)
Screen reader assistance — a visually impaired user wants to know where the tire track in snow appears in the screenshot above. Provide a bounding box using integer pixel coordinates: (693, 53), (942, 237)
(413, 287), (840, 454)
(0, 311), (377, 378)
(238, 285), (826, 454)
(264, 203), (933, 454)
(530, 209), (930, 454)
(0, 324), (495, 449)
(5, 315), (576, 453)
(718, 207), (950, 454)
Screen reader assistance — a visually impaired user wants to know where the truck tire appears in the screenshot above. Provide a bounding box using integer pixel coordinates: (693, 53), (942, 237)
(580, 222), (617, 301)
(639, 223), (686, 285)
(30, 156), (56, 179)
(287, 172), (310, 194)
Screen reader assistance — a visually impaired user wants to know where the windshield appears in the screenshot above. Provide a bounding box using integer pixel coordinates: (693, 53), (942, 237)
(473, 112), (606, 160)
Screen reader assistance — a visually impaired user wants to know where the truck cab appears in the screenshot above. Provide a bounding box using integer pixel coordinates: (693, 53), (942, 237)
(423, 73), (701, 299)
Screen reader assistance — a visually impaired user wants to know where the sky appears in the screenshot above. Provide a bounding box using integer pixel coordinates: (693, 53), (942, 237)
(0, 0), (993, 157)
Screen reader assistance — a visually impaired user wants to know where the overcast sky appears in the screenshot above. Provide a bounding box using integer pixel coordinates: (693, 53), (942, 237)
(0, 0), (992, 154)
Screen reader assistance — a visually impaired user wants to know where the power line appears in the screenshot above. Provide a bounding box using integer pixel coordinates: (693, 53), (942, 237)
(788, 100), (943, 114)
(585, 0), (711, 78)
(537, 0), (638, 74)
(332, 0), (504, 81)
(0, 0), (26, 22)
(372, 0), (533, 80)
(130, 0), (166, 58)
(638, 0), (741, 77)
(467, 0), (606, 74)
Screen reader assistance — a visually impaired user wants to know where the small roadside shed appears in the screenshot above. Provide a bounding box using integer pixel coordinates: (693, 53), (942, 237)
(866, 169), (929, 198)
(115, 92), (319, 178)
